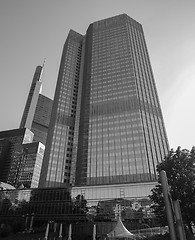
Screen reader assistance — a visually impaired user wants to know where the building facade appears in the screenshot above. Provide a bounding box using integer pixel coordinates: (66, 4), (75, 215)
(39, 14), (169, 197)
(39, 31), (83, 187)
(0, 128), (34, 186)
(20, 66), (43, 130)
(19, 142), (45, 188)
(31, 94), (53, 145)
(0, 64), (52, 189)
(0, 128), (44, 188)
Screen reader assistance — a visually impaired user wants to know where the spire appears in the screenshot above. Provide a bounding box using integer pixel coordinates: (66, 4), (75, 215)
(42, 58), (46, 68)
(39, 58), (46, 82)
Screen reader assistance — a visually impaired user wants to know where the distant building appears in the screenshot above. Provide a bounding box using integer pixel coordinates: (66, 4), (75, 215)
(0, 139), (11, 182)
(31, 94), (53, 145)
(0, 128), (34, 185)
(20, 66), (43, 130)
(0, 128), (44, 188)
(0, 63), (52, 188)
(19, 141), (45, 188)
(20, 65), (53, 145)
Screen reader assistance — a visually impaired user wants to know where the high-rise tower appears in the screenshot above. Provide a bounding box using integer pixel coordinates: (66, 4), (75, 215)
(31, 94), (53, 145)
(0, 128), (45, 188)
(39, 14), (169, 194)
(20, 65), (53, 145)
(20, 66), (43, 129)
(39, 30), (83, 187)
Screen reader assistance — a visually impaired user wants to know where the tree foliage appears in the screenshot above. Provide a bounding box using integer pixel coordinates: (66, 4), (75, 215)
(149, 147), (195, 228)
(73, 194), (88, 215)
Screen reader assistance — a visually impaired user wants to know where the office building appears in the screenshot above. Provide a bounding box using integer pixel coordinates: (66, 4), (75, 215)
(39, 14), (169, 201)
(0, 128), (34, 186)
(19, 141), (45, 188)
(20, 66), (43, 130)
(20, 65), (53, 145)
(0, 63), (51, 188)
(0, 128), (44, 188)
(31, 94), (53, 145)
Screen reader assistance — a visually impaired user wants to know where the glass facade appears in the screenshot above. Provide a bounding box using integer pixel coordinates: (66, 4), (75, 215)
(20, 66), (43, 129)
(19, 142), (45, 188)
(0, 187), (164, 238)
(0, 187), (154, 224)
(0, 128), (34, 186)
(75, 14), (169, 186)
(20, 65), (53, 146)
(31, 94), (53, 145)
(72, 182), (156, 206)
(0, 129), (44, 188)
(0, 188), (73, 221)
(40, 14), (169, 189)
(39, 30), (83, 187)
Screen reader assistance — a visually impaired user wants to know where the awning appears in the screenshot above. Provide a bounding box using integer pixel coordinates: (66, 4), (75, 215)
(107, 217), (135, 239)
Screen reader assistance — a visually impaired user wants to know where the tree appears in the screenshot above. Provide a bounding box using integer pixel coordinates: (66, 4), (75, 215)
(73, 194), (88, 217)
(149, 147), (195, 232)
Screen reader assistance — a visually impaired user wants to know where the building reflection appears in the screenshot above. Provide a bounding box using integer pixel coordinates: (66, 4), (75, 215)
(0, 186), (163, 239)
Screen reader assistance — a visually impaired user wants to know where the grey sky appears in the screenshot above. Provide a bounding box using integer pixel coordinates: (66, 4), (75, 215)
(0, 0), (195, 149)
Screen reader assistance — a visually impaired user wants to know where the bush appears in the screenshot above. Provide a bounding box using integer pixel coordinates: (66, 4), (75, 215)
(0, 224), (11, 238)
(12, 220), (25, 233)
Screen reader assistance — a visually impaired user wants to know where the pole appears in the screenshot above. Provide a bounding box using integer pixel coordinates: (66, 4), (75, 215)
(44, 222), (49, 240)
(29, 213), (34, 232)
(160, 170), (177, 240)
(59, 223), (62, 239)
(25, 214), (29, 231)
(173, 200), (187, 240)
